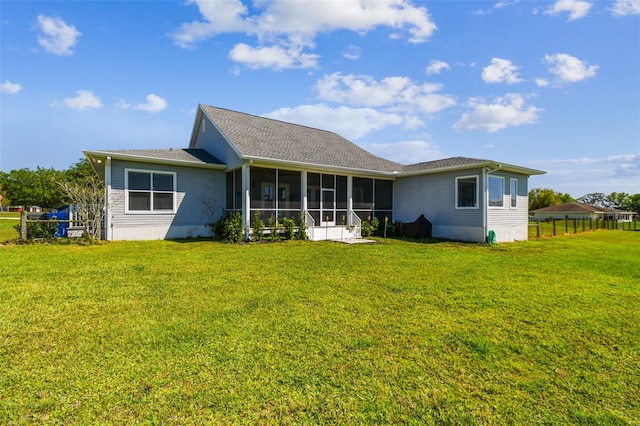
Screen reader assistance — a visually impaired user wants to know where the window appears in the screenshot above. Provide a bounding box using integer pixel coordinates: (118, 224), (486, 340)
(126, 170), (176, 213)
(456, 176), (478, 209)
(488, 176), (504, 208)
(510, 178), (518, 208)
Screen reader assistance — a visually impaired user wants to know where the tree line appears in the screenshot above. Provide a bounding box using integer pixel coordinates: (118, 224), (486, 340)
(0, 159), (96, 209)
(529, 188), (640, 215)
(2, 164), (638, 217)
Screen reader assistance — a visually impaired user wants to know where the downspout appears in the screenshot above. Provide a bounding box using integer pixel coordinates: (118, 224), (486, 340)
(484, 164), (502, 242)
(105, 156), (112, 241)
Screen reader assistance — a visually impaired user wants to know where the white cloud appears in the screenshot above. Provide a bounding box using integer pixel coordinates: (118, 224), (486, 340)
(61, 90), (102, 110)
(535, 78), (550, 87)
(544, 0), (592, 21)
(229, 43), (319, 70)
(263, 104), (405, 140)
(452, 93), (541, 132)
(530, 153), (639, 166)
(36, 15), (81, 56)
(544, 53), (598, 83)
(171, 0), (437, 70)
(315, 72), (455, 114)
(482, 58), (523, 84)
(611, 0), (640, 15)
(426, 60), (450, 75)
(133, 94), (168, 113)
(1, 81), (22, 94)
(342, 45), (361, 61)
(359, 140), (444, 165)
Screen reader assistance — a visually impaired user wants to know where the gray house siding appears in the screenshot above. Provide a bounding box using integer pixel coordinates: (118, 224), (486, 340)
(192, 115), (243, 170)
(109, 159), (225, 240)
(486, 172), (529, 241)
(394, 168), (486, 242)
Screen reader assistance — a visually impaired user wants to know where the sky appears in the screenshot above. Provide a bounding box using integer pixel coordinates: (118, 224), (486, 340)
(1, 0), (639, 198)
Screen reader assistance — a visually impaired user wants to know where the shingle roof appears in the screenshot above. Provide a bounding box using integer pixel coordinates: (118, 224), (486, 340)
(401, 157), (491, 173)
(92, 149), (224, 165)
(532, 202), (631, 214)
(200, 105), (403, 172)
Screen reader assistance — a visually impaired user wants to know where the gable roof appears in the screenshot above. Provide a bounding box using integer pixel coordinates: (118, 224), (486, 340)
(195, 105), (544, 176)
(531, 202), (632, 214)
(197, 105), (402, 173)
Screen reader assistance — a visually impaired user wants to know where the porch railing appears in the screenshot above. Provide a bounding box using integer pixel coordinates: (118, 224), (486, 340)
(304, 210), (315, 240)
(349, 211), (362, 238)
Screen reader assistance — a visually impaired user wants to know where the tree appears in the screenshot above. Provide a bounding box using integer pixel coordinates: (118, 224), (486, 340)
(560, 193), (575, 203)
(577, 193), (606, 206)
(528, 188), (563, 211)
(58, 171), (105, 240)
(0, 167), (67, 208)
(604, 192), (631, 210)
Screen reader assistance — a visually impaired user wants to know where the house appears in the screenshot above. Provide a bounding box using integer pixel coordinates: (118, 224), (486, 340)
(84, 104), (545, 243)
(531, 202), (635, 222)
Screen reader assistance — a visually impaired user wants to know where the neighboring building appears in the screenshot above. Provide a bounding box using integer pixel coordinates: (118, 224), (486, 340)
(84, 104), (545, 243)
(531, 202), (635, 222)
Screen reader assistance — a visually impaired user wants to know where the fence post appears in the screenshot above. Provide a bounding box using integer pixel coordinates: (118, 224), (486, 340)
(20, 208), (27, 240)
(565, 215), (569, 234)
(573, 218), (577, 234)
(582, 218), (585, 232)
(536, 219), (540, 238)
(552, 218), (556, 236)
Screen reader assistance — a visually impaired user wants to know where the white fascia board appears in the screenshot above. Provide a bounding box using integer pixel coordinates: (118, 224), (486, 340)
(82, 150), (227, 170)
(400, 161), (545, 177)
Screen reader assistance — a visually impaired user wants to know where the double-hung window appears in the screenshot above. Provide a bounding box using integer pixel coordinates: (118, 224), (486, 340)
(456, 176), (478, 209)
(510, 178), (518, 208)
(488, 176), (504, 208)
(126, 169), (176, 213)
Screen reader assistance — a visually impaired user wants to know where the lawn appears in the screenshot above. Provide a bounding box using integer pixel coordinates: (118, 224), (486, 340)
(1, 232), (638, 424)
(0, 212), (19, 242)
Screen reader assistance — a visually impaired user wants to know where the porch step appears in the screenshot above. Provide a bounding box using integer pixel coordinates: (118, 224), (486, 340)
(309, 225), (360, 241)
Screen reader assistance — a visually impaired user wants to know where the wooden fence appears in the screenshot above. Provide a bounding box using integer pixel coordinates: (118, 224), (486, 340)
(19, 210), (85, 240)
(529, 216), (638, 239)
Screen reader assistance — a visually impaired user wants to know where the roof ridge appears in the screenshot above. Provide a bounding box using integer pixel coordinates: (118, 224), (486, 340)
(203, 104), (344, 137)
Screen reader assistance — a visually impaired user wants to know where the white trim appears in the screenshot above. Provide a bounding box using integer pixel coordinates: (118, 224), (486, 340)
(124, 169), (177, 214)
(488, 175), (505, 209)
(510, 178), (518, 209)
(82, 150), (226, 170)
(105, 157), (112, 241)
(455, 175), (479, 210)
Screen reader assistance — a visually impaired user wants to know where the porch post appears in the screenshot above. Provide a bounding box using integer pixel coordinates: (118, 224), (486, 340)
(242, 163), (251, 240)
(301, 171), (308, 214)
(105, 156), (112, 241)
(347, 175), (353, 226)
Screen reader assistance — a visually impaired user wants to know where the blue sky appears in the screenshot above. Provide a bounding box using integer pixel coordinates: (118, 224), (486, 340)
(1, 0), (639, 197)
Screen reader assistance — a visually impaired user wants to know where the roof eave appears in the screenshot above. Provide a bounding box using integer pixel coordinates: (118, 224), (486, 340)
(244, 155), (399, 177)
(400, 161), (546, 177)
(82, 150), (227, 170)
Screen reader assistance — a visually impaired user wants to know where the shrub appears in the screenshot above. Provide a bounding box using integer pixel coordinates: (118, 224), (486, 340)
(211, 210), (244, 243)
(268, 215), (280, 241)
(282, 217), (296, 240)
(361, 216), (379, 238)
(296, 214), (308, 240)
(252, 211), (265, 242)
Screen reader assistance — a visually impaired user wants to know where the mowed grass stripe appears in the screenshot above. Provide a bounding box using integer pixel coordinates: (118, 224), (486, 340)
(1, 232), (638, 424)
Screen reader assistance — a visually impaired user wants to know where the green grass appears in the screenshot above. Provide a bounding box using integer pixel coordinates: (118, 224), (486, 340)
(1, 232), (639, 424)
(0, 212), (20, 242)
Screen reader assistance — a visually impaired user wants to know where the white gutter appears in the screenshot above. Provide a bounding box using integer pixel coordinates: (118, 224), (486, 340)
(483, 164), (502, 242)
(82, 150), (227, 170)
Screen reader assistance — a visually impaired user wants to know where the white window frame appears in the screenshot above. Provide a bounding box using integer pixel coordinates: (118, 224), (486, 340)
(510, 178), (518, 209)
(488, 175), (505, 209)
(125, 169), (177, 214)
(455, 175), (479, 209)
